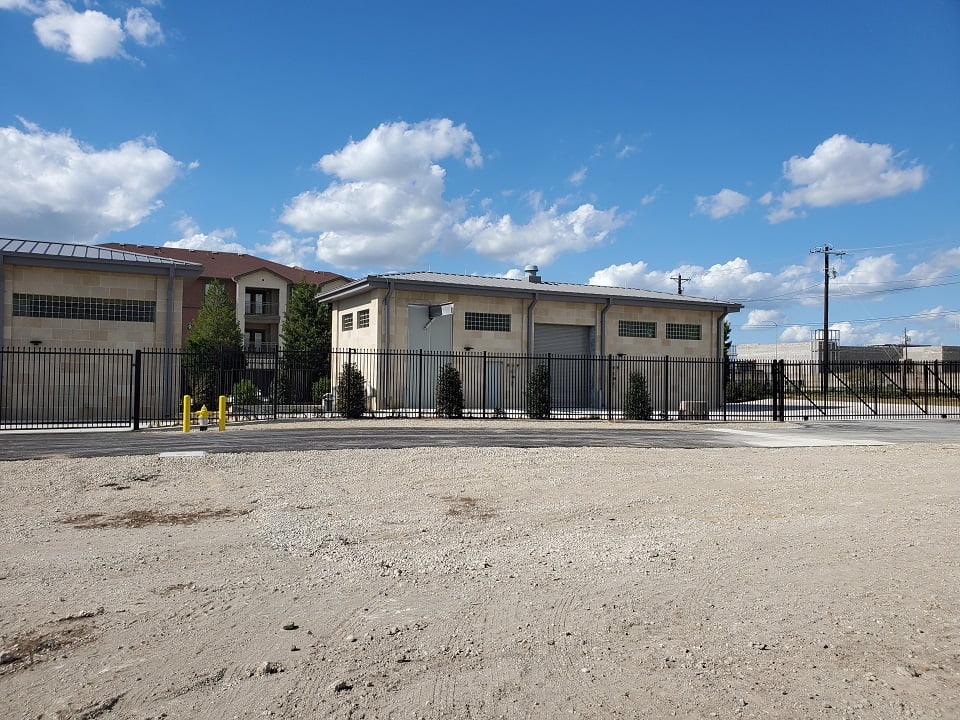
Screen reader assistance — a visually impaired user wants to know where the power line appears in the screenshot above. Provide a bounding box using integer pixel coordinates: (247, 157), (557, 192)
(738, 307), (960, 329)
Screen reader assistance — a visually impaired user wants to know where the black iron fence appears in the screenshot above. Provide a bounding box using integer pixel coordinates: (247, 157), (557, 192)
(1, 346), (958, 429)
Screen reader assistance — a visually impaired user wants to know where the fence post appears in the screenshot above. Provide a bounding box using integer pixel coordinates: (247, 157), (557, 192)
(132, 350), (142, 431)
(481, 351), (487, 419)
(273, 345), (280, 420)
(606, 355), (613, 421)
(547, 353), (552, 414)
(923, 361), (929, 414)
(778, 360), (786, 421)
(418, 348), (423, 418)
(662, 355), (670, 419)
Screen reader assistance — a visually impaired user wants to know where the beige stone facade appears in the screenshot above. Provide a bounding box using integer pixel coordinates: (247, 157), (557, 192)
(321, 271), (740, 413)
(3, 264), (187, 350)
(331, 286), (727, 358)
(1, 239), (201, 424)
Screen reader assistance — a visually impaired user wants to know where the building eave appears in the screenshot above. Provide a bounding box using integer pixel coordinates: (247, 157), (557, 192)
(316, 275), (742, 313)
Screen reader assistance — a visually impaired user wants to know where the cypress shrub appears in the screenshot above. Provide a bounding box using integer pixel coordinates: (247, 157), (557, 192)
(336, 362), (367, 418)
(623, 371), (652, 420)
(525, 363), (551, 419)
(435, 363), (464, 418)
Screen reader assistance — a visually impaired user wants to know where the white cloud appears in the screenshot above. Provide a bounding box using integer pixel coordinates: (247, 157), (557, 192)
(640, 185), (662, 206)
(0, 119), (182, 241)
(693, 188), (750, 219)
(164, 217), (246, 253)
(779, 326), (810, 343)
(281, 118), (626, 270)
(254, 231), (316, 268)
(34, 5), (125, 62)
(124, 7), (163, 46)
(317, 118), (481, 180)
(905, 246), (960, 281)
(496, 268), (527, 280)
(589, 257), (814, 303)
(767, 134), (926, 223)
(280, 119), (480, 269)
(757, 191), (773, 206)
(456, 202), (625, 266)
(1, 1), (164, 62)
(568, 166), (587, 186)
(743, 309), (787, 328)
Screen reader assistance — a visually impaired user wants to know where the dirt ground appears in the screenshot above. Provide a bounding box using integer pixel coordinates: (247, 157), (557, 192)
(1, 437), (958, 719)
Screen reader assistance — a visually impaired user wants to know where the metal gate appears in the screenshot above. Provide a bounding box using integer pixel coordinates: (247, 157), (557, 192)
(0, 348), (134, 429)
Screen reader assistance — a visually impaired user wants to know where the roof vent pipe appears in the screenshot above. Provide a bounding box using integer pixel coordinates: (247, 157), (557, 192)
(524, 264), (541, 283)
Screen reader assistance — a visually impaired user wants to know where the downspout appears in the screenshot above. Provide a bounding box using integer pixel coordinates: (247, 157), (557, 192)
(384, 281), (394, 352)
(716, 311), (728, 360)
(0, 254), (5, 346)
(526, 291), (539, 355)
(166, 266), (175, 349)
(599, 297), (613, 355)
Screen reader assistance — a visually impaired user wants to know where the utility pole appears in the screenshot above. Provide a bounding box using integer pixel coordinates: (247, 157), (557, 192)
(670, 274), (690, 295)
(810, 245), (846, 398)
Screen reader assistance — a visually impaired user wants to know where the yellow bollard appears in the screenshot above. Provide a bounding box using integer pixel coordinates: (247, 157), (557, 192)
(182, 395), (191, 433)
(218, 395), (227, 431)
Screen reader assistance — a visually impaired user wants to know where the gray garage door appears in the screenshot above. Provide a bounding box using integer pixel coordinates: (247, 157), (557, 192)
(533, 323), (594, 409)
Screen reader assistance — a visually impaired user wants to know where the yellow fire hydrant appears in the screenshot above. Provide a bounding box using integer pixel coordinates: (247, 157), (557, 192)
(197, 404), (210, 431)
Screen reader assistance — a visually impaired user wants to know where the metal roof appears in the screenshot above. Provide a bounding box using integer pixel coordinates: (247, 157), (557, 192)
(1, 238), (202, 275)
(317, 271), (742, 312)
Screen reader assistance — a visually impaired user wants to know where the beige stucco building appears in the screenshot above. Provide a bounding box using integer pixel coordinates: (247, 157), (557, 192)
(2, 238), (201, 350)
(317, 268), (742, 413)
(1, 238), (203, 423)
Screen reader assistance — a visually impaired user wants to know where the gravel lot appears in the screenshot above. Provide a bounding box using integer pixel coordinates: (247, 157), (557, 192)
(1, 438), (958, 719)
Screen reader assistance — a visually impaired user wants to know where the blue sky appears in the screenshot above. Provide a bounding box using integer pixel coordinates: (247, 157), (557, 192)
(2, 0), (959, 348)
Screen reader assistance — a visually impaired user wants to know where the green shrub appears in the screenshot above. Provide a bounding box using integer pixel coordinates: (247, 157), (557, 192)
(725, 378), (770, 403)
(335, 362), (367, 418)
(231, 379), (259, 405)
(525, 363), (551, 419)
(435, 363), (464, 418)
(623, 371), (652, 420)
(311, 377), (331, 403)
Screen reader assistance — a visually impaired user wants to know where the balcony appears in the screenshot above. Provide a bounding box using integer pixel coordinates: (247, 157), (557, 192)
(244, 300), (280, 319)
(243, 341), (279, 353)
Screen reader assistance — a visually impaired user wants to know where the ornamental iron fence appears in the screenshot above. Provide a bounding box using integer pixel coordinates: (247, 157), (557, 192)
(1, 346), (957, 429)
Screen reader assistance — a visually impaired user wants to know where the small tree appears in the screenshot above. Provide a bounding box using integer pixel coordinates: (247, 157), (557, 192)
(335, 362), (367, 418)
(184, 280), (244, 408)
(623, 371), (652, 420)
(186, 280), (244, 355)
(435, 363), (464, 418)
(525, 363), (551, 419)
(277, 280), (331, 402)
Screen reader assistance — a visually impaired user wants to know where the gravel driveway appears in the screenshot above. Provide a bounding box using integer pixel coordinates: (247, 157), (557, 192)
(1, 439), (958, 719)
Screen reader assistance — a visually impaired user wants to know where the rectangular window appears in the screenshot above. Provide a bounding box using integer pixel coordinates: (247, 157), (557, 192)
(357, 309), (370, 328)
(465, 311), (511, 332)
(341, 312), (354, 331)
(618, 320), (656, 338)
(11, 293), (156, 323)
(665, 323), (702, 340)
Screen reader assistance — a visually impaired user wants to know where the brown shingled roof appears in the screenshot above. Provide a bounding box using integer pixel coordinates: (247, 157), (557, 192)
(100, 243), (350, 286)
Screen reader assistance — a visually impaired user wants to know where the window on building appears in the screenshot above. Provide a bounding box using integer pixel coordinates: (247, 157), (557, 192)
(619, 320), (656, 338)
(341, 312), (354, 331)
(12, 294), (156, 323)
(665, 323), (702, 340)
(464, 311), (511, 332)
(357, 309), (370, 328)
